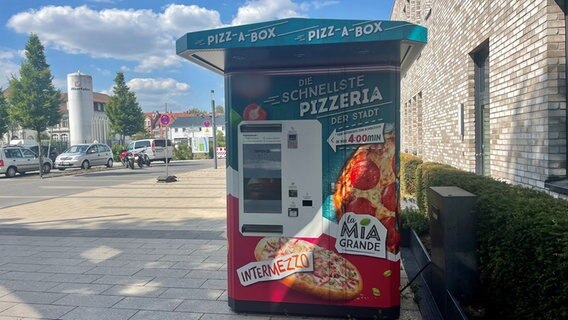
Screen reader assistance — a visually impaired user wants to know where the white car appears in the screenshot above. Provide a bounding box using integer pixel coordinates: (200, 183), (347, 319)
(0, 146), (53, 177)
(126, 139), (174, 163)
(55, 143), (114, 170)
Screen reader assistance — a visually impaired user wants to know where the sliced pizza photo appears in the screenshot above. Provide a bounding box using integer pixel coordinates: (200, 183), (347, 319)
(254, 237), (363, 300)
(333, 130), (400, 254)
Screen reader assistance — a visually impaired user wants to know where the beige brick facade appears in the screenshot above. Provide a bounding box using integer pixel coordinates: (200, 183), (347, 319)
(392, 0), (567, 195)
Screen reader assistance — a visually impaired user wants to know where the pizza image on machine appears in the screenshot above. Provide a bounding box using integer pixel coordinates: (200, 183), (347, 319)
(254, 237), (363, 300)
(333, 129), (400, 253)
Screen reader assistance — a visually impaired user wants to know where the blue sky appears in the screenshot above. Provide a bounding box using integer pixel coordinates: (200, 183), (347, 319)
(0, 0), (394, 113)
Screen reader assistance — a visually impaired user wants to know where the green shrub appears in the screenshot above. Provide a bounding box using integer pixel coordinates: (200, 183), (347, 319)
(192, 152), (210, 160)
(111, 144), (125, 161)
(415, 162), (459, 212)
(400, 153), (423, 198)
(412, 163), (568, 319)
(401, 208), (428, 236)
(174, 144), (191, 160)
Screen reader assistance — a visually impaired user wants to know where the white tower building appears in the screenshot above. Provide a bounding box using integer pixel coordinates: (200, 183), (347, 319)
(67, 71), (94, 145)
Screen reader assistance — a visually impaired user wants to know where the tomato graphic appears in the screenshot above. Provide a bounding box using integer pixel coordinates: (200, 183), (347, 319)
(381, 216), (400, 252)
(243, 103), (268, 120)
(381, 183), (396, 211)
(346, 197), (376, 215)
(349, 160), (380, 190)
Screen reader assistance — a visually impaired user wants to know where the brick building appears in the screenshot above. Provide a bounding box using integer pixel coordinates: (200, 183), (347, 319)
(392, 0), (567, 197)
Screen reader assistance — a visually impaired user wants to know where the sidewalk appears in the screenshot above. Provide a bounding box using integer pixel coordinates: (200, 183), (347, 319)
(0, 166), (421, 319)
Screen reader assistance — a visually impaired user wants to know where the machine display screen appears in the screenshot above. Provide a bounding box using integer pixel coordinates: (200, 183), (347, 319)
(242, 143), (282, 213)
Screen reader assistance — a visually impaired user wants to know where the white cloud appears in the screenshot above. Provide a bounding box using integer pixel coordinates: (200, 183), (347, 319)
(310, 1), (340, 10)
(7, 5), (222, 72)
(161, 4), (223, 37)
(127, 77), (190, 94)
(231, 0), (304, 25)
(0, 49), (23, 88)
(6, 2), (315, 73)
(90, 64), (111, 76)
(125, 77), (190, 112)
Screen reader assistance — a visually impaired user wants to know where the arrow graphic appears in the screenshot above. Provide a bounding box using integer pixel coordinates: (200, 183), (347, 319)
(327, 123), (385, 152)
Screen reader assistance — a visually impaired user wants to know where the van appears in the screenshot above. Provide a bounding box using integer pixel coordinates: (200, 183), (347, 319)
(126, 139), (174, 163)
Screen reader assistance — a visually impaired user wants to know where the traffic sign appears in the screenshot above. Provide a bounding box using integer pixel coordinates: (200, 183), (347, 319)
(160, 114), (171, 126)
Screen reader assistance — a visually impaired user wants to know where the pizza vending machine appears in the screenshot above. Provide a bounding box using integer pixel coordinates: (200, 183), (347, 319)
(176, 18), (427, 319)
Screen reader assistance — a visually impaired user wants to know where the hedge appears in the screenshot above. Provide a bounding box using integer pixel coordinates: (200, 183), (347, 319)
(400, 153), (423, 198)
(412, 163), (568, 319)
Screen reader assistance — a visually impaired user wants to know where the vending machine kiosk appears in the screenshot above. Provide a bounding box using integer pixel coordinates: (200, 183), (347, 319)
(177, 18), (427, 319)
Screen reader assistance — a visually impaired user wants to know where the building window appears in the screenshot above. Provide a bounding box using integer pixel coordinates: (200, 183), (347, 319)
(61, 134), (68, 141)
(62, 118), (69, 128)
(93, 102), (105, 112)
(145, 119), (151, 127)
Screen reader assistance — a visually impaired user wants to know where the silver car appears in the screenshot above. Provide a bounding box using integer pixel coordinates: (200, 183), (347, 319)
(0, 146), (53, 177)
(55, 143), (114, 170)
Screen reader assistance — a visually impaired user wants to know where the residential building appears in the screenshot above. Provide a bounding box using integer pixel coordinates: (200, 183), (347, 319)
(143, 111), (196, 138)
(168, 114), (226, 147)
(51, 92), (110, 146)
(392, 0), (567, 197)
(1, 90), (110, 148)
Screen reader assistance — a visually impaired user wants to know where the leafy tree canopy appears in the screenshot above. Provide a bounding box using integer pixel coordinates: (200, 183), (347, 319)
(105, 72), (144, 143)
(0, 89), (9, 140)
(188, 107), (207, 115)
(7, 33), (62, 135)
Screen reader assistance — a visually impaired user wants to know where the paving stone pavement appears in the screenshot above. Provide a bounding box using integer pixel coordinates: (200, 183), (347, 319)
(0, 164), (421, 319)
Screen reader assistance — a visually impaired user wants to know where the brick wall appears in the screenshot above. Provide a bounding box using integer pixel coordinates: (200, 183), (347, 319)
(392, 0), (567, 193)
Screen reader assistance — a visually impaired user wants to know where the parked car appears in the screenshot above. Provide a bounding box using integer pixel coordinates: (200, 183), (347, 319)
(55, 143), (114, 170)
(126, 139), (174, 163)
(7, 140), (59, 163)
(27, 145), (59, 162)
(0, 146), (53, 177)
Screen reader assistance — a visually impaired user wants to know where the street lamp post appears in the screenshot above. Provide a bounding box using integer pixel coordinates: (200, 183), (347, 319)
(211, 90), (218, 169)
(165, 102), (169, 178)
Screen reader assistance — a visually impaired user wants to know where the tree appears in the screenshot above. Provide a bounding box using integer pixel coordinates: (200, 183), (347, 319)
(7, 34), (62, 176)
(105, 72), (144, 145)
(0, 89), (9, 143)
(215, 105), (224, 115)
(188, 107), (207, 115)
(216, 129), (225, 147)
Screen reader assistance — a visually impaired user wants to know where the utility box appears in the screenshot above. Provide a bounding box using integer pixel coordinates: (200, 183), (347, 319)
(428, 186), (478, 318)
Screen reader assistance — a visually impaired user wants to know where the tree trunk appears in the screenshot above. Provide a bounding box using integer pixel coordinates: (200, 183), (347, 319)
(36, 129), (43, 178)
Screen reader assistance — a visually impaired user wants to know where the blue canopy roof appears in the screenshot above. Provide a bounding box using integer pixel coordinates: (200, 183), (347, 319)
(176, 18), (427, 74)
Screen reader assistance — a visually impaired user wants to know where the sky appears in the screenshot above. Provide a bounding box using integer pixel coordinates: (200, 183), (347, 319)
(0, 0), (395, 113)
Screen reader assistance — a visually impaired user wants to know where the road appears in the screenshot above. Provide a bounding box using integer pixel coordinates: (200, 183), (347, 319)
(0, 159), (221, 209)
